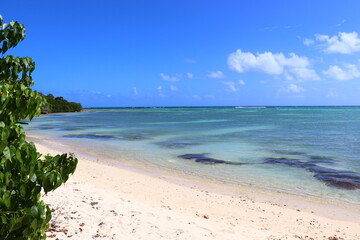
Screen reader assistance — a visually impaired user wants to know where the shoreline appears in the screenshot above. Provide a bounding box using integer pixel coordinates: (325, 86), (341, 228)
(27, 134), (360, 219)
(29, 108), (360, 209)
(28, 134), (360, 239)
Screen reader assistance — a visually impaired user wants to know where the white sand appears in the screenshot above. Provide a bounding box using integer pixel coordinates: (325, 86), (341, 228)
(31, 138), (360, 240)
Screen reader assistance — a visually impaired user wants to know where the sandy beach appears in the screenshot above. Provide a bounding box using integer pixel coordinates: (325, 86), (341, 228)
(30, 136), (360, 240)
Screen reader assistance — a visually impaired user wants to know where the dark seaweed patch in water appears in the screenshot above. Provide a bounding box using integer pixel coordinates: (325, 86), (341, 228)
(305, 165), (340, 174)
(179, 154), (360, 190)
(157, 141), (201, 149)
(63, 134), (116, 140)
(264, 157), (360, 190)
(272, 150), (306, 156)
(33, 126), (56, 130)
(313, 172), (360, 190)
(178, 153), (244, 165)
(307, 155), (336, 165)
(33, 124), (58, 130)
(61, 127), (84, 131)
(264, 157), (307, 168)
(119, 134), (150, 141)
(272, 150), (336, 165)
(63, 133), (149, 141)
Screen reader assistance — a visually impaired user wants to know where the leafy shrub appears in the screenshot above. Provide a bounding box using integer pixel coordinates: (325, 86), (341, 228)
(0, 15), (78, 239)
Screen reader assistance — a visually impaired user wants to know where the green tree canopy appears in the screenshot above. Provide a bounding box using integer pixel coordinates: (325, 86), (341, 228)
(41, 93), (82, 113)
(0, 15), (78, 239)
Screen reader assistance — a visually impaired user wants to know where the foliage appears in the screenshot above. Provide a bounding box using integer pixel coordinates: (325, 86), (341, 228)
(0, 15), (78, 239)
(42, 94), (82, 113)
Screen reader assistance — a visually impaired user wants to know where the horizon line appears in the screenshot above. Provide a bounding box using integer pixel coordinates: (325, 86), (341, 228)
(84, 105), (360, 109)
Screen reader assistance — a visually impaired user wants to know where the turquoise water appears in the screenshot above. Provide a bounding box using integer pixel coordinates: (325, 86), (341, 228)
(25, 107), (360, 203)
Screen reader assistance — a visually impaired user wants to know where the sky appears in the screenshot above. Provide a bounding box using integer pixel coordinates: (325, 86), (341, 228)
(2, 0), (360, 107)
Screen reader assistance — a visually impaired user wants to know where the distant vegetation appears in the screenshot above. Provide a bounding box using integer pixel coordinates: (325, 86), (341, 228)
(41, 93), (82, 113)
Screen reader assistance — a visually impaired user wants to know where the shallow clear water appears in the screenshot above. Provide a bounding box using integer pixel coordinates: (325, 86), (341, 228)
(25, 107), (360, 203)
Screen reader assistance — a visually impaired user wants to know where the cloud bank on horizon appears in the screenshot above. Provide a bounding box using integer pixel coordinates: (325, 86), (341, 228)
(154, 30), (360, 106)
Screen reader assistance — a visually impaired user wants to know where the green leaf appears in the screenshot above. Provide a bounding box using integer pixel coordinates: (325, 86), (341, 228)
(3, 146), (11, 160)
(1, 216), (7, 224)
(20, 185), (26, 197)
(3, 194), (11, 208)
(9, 217), (24, 232)
(31, 219), (39, 229)
(30, 205), (38, 218)
(29, 173), (37, 182)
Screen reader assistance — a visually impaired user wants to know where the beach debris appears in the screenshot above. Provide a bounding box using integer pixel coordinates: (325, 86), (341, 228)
(328, 236), (344, 240)
(178, 153), (244, 165)
(110, 209), (118, 216)
(46, 222), (69, 236)
(202, 214), (209, 219)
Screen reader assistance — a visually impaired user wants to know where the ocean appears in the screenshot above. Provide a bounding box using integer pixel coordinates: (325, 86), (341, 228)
(25, 106), (360, 204)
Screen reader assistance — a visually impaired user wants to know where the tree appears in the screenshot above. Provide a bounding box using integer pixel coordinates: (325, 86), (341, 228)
(0, 15), (78, 239)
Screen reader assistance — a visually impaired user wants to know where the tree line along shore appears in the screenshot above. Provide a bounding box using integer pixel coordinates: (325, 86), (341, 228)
(40, 93), (82, 114)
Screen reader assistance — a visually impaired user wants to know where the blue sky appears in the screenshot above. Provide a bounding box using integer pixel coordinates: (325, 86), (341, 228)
(2, 1), (360, 107)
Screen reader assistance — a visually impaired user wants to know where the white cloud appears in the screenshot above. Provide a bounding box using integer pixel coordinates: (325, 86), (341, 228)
(228, 49), (318, 81)
(187, 72), (194, 79)
(169, 85), (178, 91)
(323, 64), (360, 80)
(238, 80), (245, 85)
(281, 84), (305, 93)
(289, 68), (320, 81)
(228, 50), (283, 74)
(133, 87), (138, 96)
(185, 58), (196, 64)
(284, 72), (295, 81)
(335, 19), (347, 27)
(160, 73), (180, 82)
(228, 50), (309, 74)
(223, 80), (245, 92)
(157, 85), (166, 97)
(86, 91), (112, 98)
(315, 32), (360, 54)
(303, 38), (315, 46)
(208, 71), (225, 79)
(223, 81), (238, 92)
